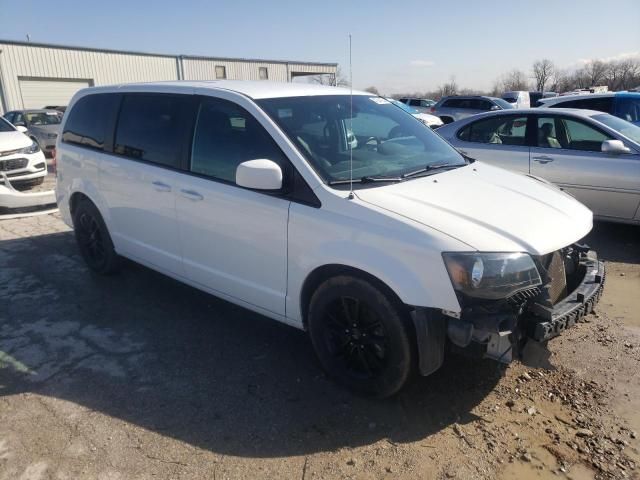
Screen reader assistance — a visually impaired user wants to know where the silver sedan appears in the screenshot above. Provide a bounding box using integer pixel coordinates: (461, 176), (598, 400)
(437, 108), (640, 225)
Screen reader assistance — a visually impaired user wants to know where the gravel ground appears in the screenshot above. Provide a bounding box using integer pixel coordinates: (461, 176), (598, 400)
(0, 190), (638, 480)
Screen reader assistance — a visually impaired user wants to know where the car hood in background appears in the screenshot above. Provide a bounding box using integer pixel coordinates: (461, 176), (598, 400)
(0, 131), (32, 153)
(355, 162), (593, 255)
(414, 113), (443, 126)
(28, 124), (60, 136)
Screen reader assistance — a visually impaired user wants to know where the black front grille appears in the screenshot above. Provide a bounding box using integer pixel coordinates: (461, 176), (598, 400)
(0, 157), (28, 171)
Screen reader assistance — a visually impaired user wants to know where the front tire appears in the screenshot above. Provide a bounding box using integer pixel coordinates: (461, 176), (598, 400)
(72, 199), (120, 274)
(307, 275), (415, 398)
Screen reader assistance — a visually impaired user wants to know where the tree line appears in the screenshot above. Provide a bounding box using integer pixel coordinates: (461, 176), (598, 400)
(385, 57), (640, 100)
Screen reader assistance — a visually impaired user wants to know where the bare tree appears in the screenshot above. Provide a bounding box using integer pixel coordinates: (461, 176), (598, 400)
(582, 60), (608, 87)
(500, 70), (529, 91)
(532, 59), (555, 92)
(437, 76), (458, 97)
(309, 66), (349, 87)
(364, 86), (380, 95)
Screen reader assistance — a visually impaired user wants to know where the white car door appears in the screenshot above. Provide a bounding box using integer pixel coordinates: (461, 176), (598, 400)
(530, 115), (640, 220)
(100, 93), (192, 275)
(175, 95), (290, 316)
(454, 114), (530, 174)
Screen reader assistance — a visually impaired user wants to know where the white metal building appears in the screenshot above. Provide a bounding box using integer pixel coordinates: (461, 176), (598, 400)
(0, 40), (337, 114)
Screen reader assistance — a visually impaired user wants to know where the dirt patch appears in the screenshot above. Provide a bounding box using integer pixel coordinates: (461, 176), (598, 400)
(0, 216), (639, 479)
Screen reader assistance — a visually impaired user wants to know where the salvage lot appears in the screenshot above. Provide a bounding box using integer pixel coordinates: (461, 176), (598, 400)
(0, 177), (639, 479)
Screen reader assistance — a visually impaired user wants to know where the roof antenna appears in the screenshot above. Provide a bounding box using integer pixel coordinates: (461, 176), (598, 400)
(348, 33), (354, 200)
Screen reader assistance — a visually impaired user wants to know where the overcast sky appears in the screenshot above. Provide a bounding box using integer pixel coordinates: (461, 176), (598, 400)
(1, 0), (639, 94)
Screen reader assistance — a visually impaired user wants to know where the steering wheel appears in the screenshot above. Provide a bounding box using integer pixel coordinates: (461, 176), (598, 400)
(363, 136), (381, 151)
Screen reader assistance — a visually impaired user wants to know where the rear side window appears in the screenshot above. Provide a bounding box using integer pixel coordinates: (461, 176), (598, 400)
(62, 94), (119, 151)
(114, 94), (192, 168)
(443, 99), (462, 108)
(458, 116), (528, 145)
(191, 97), (288, 183)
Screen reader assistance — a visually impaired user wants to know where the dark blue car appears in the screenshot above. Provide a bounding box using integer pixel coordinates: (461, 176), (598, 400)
(540, 92), (640, 126)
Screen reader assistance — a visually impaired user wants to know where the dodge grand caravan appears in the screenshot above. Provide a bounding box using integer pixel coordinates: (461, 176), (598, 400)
(56, 81), (605, 397)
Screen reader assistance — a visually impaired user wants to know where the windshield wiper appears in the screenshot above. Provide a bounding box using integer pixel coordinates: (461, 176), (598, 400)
(328, 175), (402, 186)
(401, 162), (465, 179)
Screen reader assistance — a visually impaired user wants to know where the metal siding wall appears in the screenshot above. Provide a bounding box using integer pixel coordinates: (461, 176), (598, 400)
(0, 42), (338, 113)
(0, 43), (177, 111)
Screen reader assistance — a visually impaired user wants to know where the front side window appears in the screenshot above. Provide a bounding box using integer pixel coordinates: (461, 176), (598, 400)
(4, 112), (15, 123)
(458, 115), (527, 145)
(258, 95), (465, 185)
(537, 116), (612, 151)
(13, 113), (25, 126)
(114, 94), (190, 168)
(62, 94), (119, 151)
(215, 66), (227, 79)
(191, 97), (288, 183)
(259, 67), (268, 80)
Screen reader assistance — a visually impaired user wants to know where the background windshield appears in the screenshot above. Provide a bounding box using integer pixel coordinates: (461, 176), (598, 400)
(25, 112), (62, 125)
(258, 95), (464, 183)
(493, 98), (515, 109)
(594, 114), (640, 143)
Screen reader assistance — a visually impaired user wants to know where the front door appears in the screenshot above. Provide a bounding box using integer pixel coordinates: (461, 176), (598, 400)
(175, 96), (290, 316)
(530, 114), (640, 220)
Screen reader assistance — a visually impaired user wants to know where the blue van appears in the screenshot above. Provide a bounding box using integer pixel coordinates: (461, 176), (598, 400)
(539, 92), (640, 126)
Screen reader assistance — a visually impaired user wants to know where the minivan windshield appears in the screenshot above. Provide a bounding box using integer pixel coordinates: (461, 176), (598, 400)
(258, 95), (465, 185)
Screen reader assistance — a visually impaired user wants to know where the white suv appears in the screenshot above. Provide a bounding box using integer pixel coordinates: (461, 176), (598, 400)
(56, 81), (604, 397)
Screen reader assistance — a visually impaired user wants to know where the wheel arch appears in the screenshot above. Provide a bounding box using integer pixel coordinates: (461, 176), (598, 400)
(299, 264), (408, 330)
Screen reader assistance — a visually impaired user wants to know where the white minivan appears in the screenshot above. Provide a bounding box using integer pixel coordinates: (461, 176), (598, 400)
(56, 81), (604, 397)
(502, 91), (531, 109)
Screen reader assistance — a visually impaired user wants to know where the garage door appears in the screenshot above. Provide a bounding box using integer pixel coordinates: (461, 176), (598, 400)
(19, 78), (92, 109)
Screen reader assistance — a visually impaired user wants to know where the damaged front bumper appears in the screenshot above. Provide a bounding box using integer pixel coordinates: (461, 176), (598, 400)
(412, 246), (605, 376)
(0, 173), (56, 210)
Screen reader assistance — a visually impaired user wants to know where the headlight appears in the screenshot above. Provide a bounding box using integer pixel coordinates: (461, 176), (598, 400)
(442, 252), (542, 300)
(18, 140), (40, 154)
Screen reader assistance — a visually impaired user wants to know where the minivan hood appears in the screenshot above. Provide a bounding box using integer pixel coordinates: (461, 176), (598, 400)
(355, 162), (593, 255)
(0, 130), (31, 153)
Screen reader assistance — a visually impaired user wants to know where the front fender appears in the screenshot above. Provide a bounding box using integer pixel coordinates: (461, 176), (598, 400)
(286, 203), (462, 325)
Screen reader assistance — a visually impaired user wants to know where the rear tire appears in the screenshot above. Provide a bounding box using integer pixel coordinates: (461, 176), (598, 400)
(307, 275), (415, 398)
(72, 199), (120, 275)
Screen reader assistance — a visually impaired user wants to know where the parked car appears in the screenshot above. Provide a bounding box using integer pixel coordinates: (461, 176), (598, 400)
(0, 115), (47, 189)
(538, 92), (640, 126)
(397, 97), (436, 113)
(57, 81), (603, 397)
(502, 91), (530, 109)
(430, 95), (514, 124)
(387, 98), (443, 128)
(3, 109), (62, 157)
(437, 108), (640, 224)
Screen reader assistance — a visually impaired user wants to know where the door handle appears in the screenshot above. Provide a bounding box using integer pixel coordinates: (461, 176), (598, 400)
(532, 156), (554, 164)
(180, 189), (204, 201)
(152, 181), (172, 192)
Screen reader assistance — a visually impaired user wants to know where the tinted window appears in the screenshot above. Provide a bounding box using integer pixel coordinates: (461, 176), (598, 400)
(615, 97), (640, 124)
(191, 97), (288, 183)
(25, 111), (62, 125)
(570, 97), (613, 113)
(63, 94), (119, 151)
(408, 99), (420, 106)
(443, 99), (462, 108)
(458, 115), (528, 145)
(115, 94), (191, 168)
(4, 112), (14, 123)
